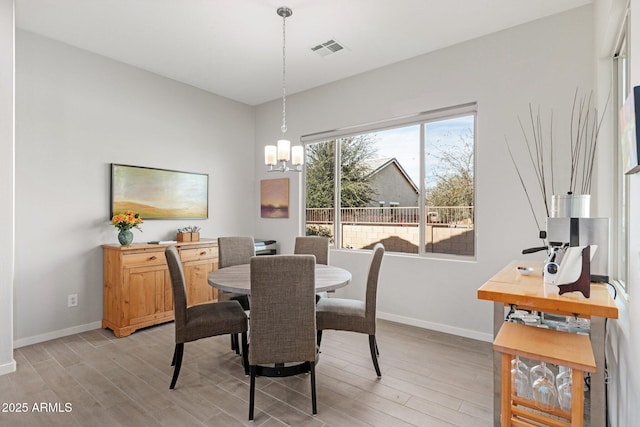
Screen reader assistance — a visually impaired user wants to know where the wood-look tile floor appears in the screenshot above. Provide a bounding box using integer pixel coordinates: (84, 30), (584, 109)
(0, 320), (493, 426)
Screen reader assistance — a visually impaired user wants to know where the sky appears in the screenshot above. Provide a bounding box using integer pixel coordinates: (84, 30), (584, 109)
(371, 115), (474, 189)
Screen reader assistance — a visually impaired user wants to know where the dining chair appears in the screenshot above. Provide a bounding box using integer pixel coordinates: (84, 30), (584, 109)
(217, 236), (254, 353)
(164, 246), (249, 389)
(294, 235), (330, 302)
(316, 243), (385, 377)
(248, 255), (318, 421)
(294, 236), (329, 265)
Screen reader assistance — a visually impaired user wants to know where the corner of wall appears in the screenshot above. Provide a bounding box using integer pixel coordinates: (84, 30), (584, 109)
(0, 0), (16, 375)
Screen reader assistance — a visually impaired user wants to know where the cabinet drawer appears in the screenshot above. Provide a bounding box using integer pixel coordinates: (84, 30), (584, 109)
(122, 251), (167, 267)
(180, 247), (216, 262)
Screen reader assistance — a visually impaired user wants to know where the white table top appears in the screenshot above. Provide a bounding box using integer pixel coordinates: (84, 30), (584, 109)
(208, 263), (352, 295)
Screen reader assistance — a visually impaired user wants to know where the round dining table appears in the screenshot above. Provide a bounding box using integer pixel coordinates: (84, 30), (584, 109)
(207, 263), (352, 295)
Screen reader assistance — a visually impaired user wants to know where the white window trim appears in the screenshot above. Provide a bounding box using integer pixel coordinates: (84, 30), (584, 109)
(612, 7), (630, 298)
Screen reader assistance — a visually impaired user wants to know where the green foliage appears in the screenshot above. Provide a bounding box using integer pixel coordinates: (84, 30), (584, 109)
(426, 172), (473, 207)
(305, 136), (377, 208)
(306, 141), (335, 208)
(305, 225), (333, 242)
(426, 128), (474, 208)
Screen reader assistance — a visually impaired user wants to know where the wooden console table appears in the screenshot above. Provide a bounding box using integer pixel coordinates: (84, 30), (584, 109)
(102, 239), (218, 337)
(477, 260), (618, 427)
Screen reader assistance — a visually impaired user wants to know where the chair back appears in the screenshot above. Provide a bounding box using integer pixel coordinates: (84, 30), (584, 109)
(249, 255), (316, 366)
(294, 236), (329, 265)
(364, 243), (385, 324)
(218, 236), (255, 268)
(165, 246), (187, 337)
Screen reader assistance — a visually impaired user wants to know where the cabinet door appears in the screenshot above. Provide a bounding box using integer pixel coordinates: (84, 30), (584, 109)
(183, 262), (215, 306)
(123, 266), (168, 326)
(163, 269), (173, 313)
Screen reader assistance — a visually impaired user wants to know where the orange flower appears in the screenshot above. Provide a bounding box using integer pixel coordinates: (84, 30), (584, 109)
(111, 211), (143, 232)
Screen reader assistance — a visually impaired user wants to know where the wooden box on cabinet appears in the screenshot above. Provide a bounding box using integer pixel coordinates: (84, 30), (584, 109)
(102, 239), (219, 337)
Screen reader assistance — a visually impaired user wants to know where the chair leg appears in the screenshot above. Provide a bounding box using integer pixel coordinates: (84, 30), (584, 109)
(230, 334), (236, 351)
(171, 345), (177, 366)
(249, 365), (257, 421)
(234, 334), (240, 355)
(368, 335), (381, 377)
(310, 361), (317, 415)
(169, 343), (184, 389)
(316, 330), (323, 347)
(241, 331), (249, 376)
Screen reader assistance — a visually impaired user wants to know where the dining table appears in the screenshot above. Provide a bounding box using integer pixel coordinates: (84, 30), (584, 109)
(207, 263), (352, 295)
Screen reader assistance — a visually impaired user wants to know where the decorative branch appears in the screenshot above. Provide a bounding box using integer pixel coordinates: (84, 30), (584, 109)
(569, 89), (607, 195)
(507, 88), (609, 233)
(518, 105), (551, 218)
(505, 137), (542, 233)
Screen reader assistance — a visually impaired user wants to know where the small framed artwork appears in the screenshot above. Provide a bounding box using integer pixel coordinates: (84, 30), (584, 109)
(260, 178), (289, 218)
(111, 164), (208, 219)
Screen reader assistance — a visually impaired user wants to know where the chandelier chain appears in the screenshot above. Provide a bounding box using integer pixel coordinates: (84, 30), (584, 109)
(264, 7), (302, 173)
(281, 10), (287, 135)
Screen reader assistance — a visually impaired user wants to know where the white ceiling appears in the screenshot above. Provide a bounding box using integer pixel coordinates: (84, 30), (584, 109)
(16, 0), (592, 106)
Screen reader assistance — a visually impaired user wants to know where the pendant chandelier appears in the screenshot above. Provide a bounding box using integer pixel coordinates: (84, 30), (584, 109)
(264, 6), (303, 173)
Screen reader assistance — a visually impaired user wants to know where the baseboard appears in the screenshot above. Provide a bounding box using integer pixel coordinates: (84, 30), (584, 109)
(0, 359), (16, 376)
(377, 311), (493, 342)
(13, 321), (103, 349)
(11, 315), (493, 348)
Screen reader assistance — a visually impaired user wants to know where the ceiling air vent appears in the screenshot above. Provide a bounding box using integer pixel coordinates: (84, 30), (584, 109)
(311, 39), (345, 57)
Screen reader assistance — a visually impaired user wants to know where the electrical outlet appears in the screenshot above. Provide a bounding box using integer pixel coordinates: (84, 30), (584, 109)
(67, 294), (78, 307)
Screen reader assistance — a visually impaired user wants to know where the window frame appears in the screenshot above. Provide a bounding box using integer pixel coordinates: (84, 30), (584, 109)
(612, 9), (630, 294)
(301, 103), (477, 258)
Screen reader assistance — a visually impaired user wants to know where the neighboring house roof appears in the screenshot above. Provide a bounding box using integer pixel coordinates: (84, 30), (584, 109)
(366, 157), (419, 194)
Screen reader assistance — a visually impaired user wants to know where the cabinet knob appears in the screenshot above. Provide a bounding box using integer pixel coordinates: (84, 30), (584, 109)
(150, 256), (157, 260)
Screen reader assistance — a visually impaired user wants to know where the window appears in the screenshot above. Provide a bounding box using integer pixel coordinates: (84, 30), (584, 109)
(613, 14), (630, 292)
(303, 104), (476, 257)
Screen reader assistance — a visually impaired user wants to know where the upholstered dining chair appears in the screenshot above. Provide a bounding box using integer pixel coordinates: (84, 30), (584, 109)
(294, 236), (329, 265)
(164, 246), (248, 390)
(217, 236), (254, 353)
(316, 243), (385, 377)
(294, 236), (330, 302)
(248, 255), (318, 421)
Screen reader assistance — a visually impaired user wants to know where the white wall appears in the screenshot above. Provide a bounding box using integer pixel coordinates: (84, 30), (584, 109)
(13, 30), (256, 344)
(0, 0), (16, 374)
(255, 6), (594, 340)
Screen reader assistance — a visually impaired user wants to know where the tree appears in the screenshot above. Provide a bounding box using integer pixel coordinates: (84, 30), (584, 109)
(426, 173), (473, 207)
(426, 128), (474, 208)
(305, 135), (377, 208)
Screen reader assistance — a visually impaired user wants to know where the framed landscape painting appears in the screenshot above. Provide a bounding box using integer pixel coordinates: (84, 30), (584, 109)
(260, 178), (289, 218)
(111, 164), (208, 219)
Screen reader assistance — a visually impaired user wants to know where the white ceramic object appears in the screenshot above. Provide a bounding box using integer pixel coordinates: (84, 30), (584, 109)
(516, 266), (534, 275)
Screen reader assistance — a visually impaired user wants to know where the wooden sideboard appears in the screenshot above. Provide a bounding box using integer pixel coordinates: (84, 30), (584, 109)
(102, 239), (218, 337)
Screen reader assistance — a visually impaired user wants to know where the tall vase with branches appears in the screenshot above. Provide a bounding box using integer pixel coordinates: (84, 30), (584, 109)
(506, 88), (608, 236)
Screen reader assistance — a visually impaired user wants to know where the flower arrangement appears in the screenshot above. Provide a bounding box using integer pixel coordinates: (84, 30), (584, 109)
(111, 210), (143, 232)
